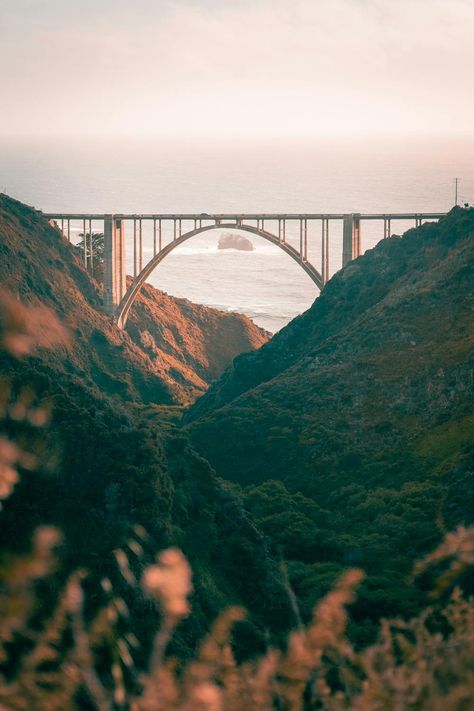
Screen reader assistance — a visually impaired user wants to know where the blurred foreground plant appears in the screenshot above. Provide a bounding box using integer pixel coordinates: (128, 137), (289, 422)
(131, 535), (474, 711)
(0, 288), (68, 504)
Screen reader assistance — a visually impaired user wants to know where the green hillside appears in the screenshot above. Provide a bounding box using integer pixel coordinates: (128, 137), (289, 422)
(0, 196), (291, 679)
(186, 208), (474, 643)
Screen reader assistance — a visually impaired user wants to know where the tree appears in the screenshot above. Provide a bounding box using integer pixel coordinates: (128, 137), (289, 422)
(75, 232), (105, 281)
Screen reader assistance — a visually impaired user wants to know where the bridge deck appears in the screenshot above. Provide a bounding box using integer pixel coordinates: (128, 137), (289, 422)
(43, 212), (447, 221)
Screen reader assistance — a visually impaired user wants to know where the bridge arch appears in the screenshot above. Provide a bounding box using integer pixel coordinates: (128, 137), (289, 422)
(116, 223), (323, 328)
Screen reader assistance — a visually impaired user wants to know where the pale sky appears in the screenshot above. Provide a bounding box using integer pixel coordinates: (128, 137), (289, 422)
(1, 0), (474, 137)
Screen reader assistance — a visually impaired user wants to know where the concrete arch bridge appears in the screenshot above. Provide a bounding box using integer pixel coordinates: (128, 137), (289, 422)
(44, 211), (446, 328)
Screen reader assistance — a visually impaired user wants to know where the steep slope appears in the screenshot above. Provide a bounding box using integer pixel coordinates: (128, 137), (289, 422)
(0, 195), (292, 675)
(126, 282), (268, 401)
(186, 208), (474, 641)
(0, 194), (268, 405)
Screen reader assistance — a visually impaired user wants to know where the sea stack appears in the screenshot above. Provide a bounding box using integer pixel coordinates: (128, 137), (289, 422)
(218, 232), (255, 251)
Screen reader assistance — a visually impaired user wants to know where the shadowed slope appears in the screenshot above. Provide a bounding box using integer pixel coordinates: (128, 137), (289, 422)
(0, 195), (292, 668)
(186, 208), (474, 641)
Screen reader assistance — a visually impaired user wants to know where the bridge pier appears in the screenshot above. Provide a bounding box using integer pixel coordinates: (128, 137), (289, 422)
(321, 218), (329, 284)
(342, 213), (361, 267)
(103, 215), (126, 317)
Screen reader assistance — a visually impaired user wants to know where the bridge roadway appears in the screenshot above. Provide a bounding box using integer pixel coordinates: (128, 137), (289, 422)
(44, 212), (446, 220)
(42, 210), (447, 328)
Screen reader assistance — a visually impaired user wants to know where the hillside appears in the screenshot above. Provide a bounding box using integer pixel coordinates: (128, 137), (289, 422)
(186, 208), (474, 642)
(126, 282), (268, 401)
(2, 195), (474, 676)
(0, 195), (289, 681)
(0, 194), (268, 405)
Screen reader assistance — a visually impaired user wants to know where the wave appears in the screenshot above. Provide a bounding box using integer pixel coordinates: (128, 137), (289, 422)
(142, 244), (281, 256)
(202, 302), (297, 320)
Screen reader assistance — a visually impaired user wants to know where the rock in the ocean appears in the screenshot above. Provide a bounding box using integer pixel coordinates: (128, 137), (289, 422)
(218, 232), (255, 251)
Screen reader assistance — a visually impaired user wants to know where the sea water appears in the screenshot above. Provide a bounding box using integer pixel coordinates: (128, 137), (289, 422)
(1, 135), (473, 332)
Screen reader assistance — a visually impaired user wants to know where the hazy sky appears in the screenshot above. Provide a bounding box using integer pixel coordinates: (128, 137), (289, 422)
(1, 0), (473, 137)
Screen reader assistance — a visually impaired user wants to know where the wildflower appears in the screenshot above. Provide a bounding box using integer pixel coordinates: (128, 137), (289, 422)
(190, 681), (222, 710)
(142, 548), (193, 620)
(33, 526), (62, 557)
(0, 437), (20, 501)
(0, 460), (18, 500)
(114, 548), (136, 585)
(0, 435), (39, 504)
(414, 526), (474, 594)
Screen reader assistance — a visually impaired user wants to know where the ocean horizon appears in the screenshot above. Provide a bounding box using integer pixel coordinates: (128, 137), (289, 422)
(2, 134), (473, 332)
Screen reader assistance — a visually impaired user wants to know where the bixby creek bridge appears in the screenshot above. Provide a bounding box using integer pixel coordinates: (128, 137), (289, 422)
(44, 211), (446, 328)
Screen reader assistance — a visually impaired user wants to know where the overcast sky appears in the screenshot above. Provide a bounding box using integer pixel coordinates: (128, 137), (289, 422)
(1, 0), (473, 137)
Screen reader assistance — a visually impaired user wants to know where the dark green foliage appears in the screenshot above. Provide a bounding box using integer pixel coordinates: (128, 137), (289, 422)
(186, 208), (474, 641)
(0, 348), (294, 662)
(0, 195), (293, 666)
(75, 232), (105, 281)
(2, 194), (474, 664)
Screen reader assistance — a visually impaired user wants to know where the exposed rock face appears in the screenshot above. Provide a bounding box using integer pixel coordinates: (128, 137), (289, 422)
(0, 194), (268, 404)
(218, 232), (255, 251)
(186, 208), (474, 637)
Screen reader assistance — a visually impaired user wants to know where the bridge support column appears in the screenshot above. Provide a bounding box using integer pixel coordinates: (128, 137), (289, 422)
(342, 213), (361, 267)
(103, 215), (126, 317)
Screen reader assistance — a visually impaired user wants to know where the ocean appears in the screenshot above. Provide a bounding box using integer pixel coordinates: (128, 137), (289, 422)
(1, 135), (473, 332)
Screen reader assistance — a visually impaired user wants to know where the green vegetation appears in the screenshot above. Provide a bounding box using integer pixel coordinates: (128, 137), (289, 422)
(0, 196), (293, 685)
(0, 305), (292, 668)
(187, 208), (474, 643)
(1, 198), (474, 708)
(75, 231), (105, 281)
